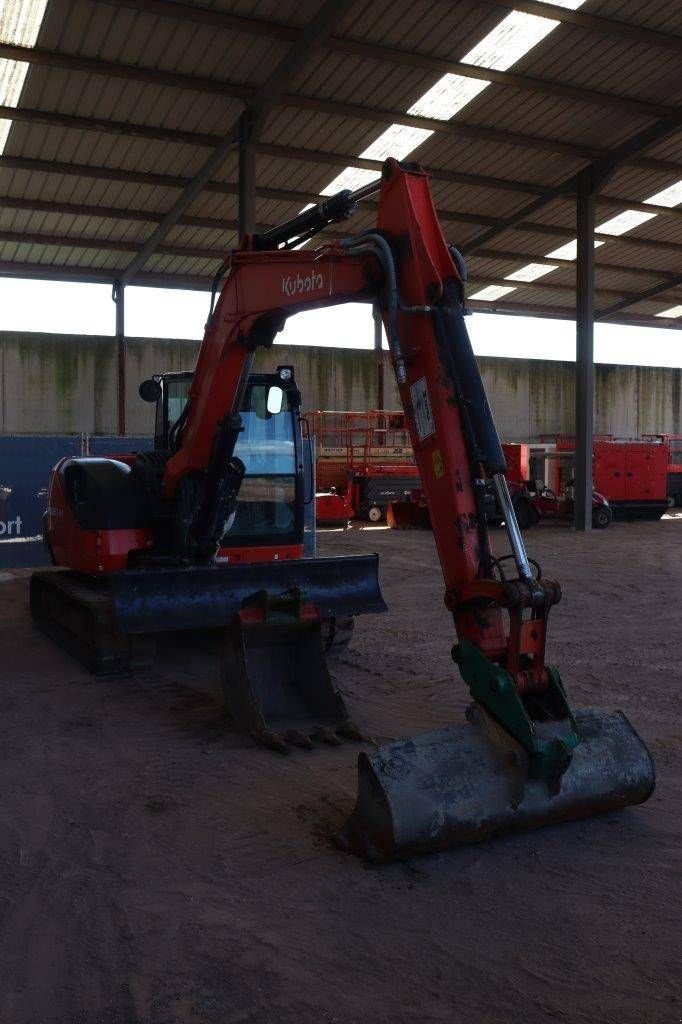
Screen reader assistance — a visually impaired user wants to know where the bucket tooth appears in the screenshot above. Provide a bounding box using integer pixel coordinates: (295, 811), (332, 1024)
(286, 729), (316, 750)
(336, 720), (365, 743)
(256, 730), (290, 754)
(337, 706), (655, 863)
(313, 726), (344, 746)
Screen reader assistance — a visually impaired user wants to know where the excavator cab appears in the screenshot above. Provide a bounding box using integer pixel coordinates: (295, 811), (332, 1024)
(139, 366), (314, 556)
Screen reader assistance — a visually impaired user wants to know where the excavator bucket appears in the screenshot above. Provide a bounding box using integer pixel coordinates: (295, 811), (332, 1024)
(386, 499), (430, 530)
(337, 705), (655, 862)
(221, 591), (362, 751)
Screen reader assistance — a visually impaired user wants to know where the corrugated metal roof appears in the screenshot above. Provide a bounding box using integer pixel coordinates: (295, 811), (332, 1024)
(0, 0), (680, 326)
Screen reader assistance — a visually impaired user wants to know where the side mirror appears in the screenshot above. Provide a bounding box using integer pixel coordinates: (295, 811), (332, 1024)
(139, 378), (162, 403)
(266, 384), (284, 416)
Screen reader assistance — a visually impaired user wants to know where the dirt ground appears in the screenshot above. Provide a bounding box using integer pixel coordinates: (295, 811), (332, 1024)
(0, 517), (680, 1024)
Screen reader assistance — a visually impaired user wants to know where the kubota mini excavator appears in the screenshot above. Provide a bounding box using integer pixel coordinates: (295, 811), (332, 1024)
(31, 159), (654, 860)
(33, 361), (382, 748)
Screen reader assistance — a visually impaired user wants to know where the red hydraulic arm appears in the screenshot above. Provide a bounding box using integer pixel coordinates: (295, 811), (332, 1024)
(165, 158), (559, 704)
(164, 250), (378, 490)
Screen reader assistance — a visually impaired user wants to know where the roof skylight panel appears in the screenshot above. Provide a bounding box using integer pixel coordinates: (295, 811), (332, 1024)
(595, 210), (658, 236)
(0, 0), (49, 155)
(462, 12), (563, 73)
(320, 167), (379, 196)
(469, 285), (517, 301)
(361, 124), (434, 162)
(643, 180), (682, 208)
(505, 262), (558, 282)
(408, 76), (488, 120)
(545, 239), (605, 260)
(0, 0), (48, 42)
(321, 125), (435, 195)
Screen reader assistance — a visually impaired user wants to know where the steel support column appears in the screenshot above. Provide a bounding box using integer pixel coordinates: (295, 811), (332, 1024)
(373, 303), (384, 410)
(238, 112), (256, 238)
(574, 168), (595, 533)
(113, 281), (126, 435)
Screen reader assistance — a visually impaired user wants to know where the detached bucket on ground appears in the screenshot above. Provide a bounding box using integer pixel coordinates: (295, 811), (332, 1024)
(337, 706), (655, 862)
(222, 609), (362, 752)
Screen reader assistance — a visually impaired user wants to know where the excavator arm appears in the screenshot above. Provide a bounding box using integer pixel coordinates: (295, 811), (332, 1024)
(166, 159), (575, 777)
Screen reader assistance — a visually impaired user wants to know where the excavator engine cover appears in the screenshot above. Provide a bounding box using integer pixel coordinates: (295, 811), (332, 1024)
(222, 593), (362, 752)
(337, 705), (654, 862)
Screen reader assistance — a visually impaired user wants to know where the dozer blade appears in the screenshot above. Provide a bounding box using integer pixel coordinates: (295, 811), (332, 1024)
(337, 706), (655, 862)
(221, 602), (361, 752)
(111, 554), (385, 634)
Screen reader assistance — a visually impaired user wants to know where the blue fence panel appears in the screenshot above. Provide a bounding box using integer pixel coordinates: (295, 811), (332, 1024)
(0, 435), (81, 568)
(88, 436), (152, 456)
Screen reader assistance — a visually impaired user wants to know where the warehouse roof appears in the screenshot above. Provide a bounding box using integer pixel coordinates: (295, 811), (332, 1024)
(0, 0), (681, 328)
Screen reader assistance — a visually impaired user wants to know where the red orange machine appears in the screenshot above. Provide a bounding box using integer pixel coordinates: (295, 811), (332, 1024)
(30, 159), (653, 861)
(537, 435), (670, 518)
(309, 409), (419, 523)
(642, 433), (682, 507)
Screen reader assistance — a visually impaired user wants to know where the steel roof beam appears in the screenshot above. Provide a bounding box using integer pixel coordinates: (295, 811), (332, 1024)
(3, 187), (682, 264)
(252, 144), (550, 194)
(598, 274), (682, 320)
(1, 192), (674, 279)
(579, 195), (682, 221)
(251, 143), (682, 190)
(0, 259), (215, 290)
(7, 151), (682, 225)
(4, 188), (682, 263)
(471, 247), (682, 283)
(1, 104), (218, 147)
(0, 228), (229, 259)
(0, 193), (234, 229)
(507, 221), (682, 257)
(482, 1), (682, 54)
(86, 0), (677, 118)
(0, 151), (555, 199)
(0, 228), (672, 303)
(470, 299), (682, 328)
(0, 103), (598, 164)
(0, 42), (254, 101)
(4, 98), (682, 174)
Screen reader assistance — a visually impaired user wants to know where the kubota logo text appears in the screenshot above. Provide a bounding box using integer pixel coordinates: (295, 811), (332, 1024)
(281, 271), (324, 297)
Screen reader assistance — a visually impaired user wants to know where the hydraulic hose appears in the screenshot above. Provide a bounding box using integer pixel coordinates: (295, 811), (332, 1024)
(338, 232), (405, 382)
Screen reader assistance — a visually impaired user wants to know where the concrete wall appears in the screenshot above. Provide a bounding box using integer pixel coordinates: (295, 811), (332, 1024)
(0, 330), (680, 439)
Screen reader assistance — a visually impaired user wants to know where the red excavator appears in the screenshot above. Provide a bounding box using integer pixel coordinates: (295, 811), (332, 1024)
(31, 159), (654, 861)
